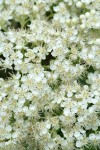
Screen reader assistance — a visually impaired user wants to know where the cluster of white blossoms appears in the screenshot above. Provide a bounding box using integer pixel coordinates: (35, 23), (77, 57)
(0, 0), (100, 150)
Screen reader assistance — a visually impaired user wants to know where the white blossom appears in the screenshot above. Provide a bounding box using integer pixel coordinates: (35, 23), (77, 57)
(0, 0), (99, 149)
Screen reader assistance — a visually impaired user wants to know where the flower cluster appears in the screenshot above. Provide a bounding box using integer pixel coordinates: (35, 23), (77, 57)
(0, 0), (100, 150)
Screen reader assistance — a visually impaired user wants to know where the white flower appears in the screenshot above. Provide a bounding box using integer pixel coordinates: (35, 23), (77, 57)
(95, 39), (100, 45)
(41, 128), (48, 135)
(53, 6), (59, 12)
(18, 98), (25, 104)
(0, 0), (99, 149)
(29, 105), (36, 111)
(63, 108), (70, 116)
(67, 91), (73, 97)
(13, 94), (19, 100)
(16, 51), (23, 59)
(23, 106), (28, 113)
(76, 1), (82, 8)
(45, 122), (51, 129)
(89, 133), (96, 140)
(12, 132), (19, 138)
(74, 131), (81, 138)
(5, 125), (12, 132)
(47, 141), (55, 149)
(76, 140), (83, 147)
